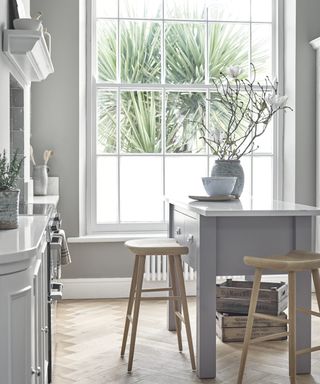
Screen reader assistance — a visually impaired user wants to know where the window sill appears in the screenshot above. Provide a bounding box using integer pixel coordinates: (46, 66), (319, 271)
(67, 232), (168, 243)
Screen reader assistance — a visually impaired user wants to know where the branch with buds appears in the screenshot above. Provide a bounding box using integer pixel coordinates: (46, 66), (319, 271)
(199, 63), (292, 159)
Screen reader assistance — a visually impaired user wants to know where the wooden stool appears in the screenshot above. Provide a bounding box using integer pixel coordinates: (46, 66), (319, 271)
(238, 250), (320, 384)
(120, 238), (196, 372)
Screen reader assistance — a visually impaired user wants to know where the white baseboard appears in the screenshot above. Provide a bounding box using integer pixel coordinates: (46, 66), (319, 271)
(61, 278), (196, 300)
(61, 275), (314, 300)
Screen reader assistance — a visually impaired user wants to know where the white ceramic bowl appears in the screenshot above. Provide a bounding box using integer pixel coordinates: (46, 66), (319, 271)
(13, 18), (42, 31)
(202, 176), (237, 196)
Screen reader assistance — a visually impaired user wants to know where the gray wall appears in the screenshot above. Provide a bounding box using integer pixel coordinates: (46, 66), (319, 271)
(30, 0), (320, 279)
(30, 0), (80, 237)
(283, 0), (320, 205)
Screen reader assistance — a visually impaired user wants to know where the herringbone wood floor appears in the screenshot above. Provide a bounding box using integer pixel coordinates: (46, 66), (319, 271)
(53, 297), (320, 384)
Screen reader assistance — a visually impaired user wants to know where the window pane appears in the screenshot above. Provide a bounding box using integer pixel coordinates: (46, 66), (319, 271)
(121, 91), (162, 153)
(97, 156), (118, 223)
(254, 121), (273, 154)
(252, 156), (272, 200)
(209, 23), (249, 80)
(97, 90), (117, 154)
(166, 23), (205, 84)
(97, 21), (117, 82)
(208, 0), (250, 21)
(120, 0), (162, 18)
(164, 0), (206, 20)
(120, 21), (161, 83)
(120, 157), (163, 222)
(209, 92), (251, 159)
(96, 0), (118, 18)
(166, 92), (205, 153)
(165, 156), (207, 197)
(251, 0), (272, 22)
(252, 24), (272, 80)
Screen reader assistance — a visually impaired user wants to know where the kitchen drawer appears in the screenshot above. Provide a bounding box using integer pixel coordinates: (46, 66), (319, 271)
(172, 209), (199, 270)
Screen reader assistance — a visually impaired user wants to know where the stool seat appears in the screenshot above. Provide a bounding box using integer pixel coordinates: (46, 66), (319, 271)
(125, 238), (189, 256)
(244, 250), (320, 271)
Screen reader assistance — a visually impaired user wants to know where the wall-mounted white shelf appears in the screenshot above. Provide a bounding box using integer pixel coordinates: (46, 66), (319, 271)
(3, 29), (54, 85)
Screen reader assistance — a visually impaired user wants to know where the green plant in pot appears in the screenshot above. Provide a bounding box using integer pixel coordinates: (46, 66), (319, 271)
(0, 150), (24, 229)
(199, 64), (292, 198)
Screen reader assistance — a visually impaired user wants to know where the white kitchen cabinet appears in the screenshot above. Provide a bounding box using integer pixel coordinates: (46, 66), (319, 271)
(32, 238), (49, 383)
(0, 216), (49, 384)
(0, 266), (33, 384)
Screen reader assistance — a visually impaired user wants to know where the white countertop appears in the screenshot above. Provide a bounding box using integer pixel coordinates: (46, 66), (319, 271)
(167, 195), (320, 217)
(0, 195), (59, 274)
(29, 194), (59, 206)
(0, 215), (49, 274)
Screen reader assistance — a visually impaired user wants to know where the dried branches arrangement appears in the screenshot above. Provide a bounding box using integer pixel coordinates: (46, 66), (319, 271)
(199, 64), (292, 160)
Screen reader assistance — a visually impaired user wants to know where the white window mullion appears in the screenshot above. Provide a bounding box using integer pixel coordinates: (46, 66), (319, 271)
(117, 90), (121, 223)
(161, 1), (166, 222)
(116, 1), (121, 223)
(205, 7), (209, 85)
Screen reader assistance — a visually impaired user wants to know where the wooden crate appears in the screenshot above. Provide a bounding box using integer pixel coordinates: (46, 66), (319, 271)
(216, 279), (288, 315)
(216, 311), (287, 342)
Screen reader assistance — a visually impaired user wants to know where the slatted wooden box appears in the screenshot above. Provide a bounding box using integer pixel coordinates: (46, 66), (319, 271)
(216, 311), (287, 342)
(216, 279), (288, 315)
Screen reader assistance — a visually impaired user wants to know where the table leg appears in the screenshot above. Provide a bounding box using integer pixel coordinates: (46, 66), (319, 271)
(295, 216), (312, 374)
(196, 216), (217, 378)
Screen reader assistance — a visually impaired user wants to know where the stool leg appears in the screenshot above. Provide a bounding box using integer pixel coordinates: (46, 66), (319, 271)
(121, 255), (139, 356)
(174, 255), (196, 371)
(312, 269), (320, 312)
(128, 255), (146, 372)
(288, 271), (296, 383)
(237, 268), (262, 384)
(169, 256), (183, 352)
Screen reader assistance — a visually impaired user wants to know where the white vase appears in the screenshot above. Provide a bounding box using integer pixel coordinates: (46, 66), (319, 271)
(33, 165), (48, 196)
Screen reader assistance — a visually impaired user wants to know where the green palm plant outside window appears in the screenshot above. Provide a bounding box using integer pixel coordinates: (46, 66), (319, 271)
(96, 6), (268, 154)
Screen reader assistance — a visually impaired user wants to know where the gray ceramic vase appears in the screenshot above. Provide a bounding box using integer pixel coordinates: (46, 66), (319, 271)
(0, 189), (20, 229)
(211, 160), (244, 198)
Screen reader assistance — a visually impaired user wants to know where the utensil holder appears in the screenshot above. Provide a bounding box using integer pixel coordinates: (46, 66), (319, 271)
(33, 165), (48, 195)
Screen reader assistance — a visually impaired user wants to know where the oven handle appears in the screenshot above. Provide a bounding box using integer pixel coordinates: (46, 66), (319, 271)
(50, 235), (63, 250)
(51, 282), (63, 301)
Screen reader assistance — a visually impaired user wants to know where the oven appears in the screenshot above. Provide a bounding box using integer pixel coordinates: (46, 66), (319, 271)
(19, 203), (65, 383)
(47, 212), (64, 383)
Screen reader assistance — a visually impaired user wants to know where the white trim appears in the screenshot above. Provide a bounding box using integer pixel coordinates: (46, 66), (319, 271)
(61, 277), (196, 299)
(86, 0), (95, 235)
(68, 232), (167, 243)
(274, 0), (284, 201)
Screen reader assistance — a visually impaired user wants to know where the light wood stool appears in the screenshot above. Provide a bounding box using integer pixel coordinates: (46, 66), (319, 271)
(238, 250), (320, 384)
(120, 238), (196, 372)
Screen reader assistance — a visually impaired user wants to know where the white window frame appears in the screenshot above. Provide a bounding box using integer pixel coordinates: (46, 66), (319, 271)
(86, 0), (283, 235)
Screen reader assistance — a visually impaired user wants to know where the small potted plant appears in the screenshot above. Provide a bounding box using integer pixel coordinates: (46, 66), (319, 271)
(0, 149), (24, 229)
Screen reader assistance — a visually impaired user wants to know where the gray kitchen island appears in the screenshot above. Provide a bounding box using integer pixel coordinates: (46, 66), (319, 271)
(167, 195), (320, 379)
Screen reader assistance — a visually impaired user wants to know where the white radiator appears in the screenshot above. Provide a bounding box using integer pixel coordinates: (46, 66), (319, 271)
(144, 255), (195, 281)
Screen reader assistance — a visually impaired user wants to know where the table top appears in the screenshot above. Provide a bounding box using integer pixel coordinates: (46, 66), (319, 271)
(166, 195), (320, 217)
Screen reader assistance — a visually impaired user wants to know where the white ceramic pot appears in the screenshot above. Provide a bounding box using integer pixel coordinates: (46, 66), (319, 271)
(33, 165), (48, 196)
(13, 18), (42, 31)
